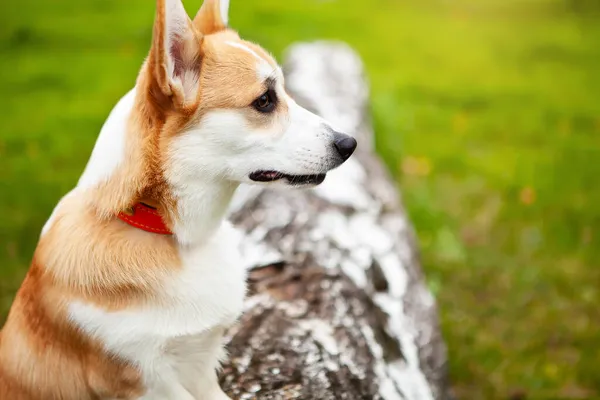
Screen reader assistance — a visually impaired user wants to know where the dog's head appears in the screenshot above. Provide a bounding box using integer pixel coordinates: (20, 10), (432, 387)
(143, 0), (356, 191)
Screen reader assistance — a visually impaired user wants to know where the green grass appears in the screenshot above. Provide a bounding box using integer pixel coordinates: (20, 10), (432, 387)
(1, 0), (599, 398)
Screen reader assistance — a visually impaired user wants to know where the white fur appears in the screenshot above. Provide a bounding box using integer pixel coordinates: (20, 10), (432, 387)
(225, 41), (262, 61)
(256, 62), (278, 81)
(164, 88), (343, 196)
(219, 0), (230, 26)
(42, 89), (134, 235)
(63, 1), (355, 399)
(78, 89), (134, 190)
(69, 222), (246, 399)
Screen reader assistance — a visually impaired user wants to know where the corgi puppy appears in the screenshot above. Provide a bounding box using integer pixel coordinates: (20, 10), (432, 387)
(0, 0), (357, 398)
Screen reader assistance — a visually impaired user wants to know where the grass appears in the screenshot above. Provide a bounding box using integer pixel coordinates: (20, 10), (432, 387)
(1, 0), (599, 398)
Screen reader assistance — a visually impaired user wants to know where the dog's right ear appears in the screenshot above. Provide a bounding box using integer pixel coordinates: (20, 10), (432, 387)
(194, 0), (229, 35)
(147, 0), (202, 109)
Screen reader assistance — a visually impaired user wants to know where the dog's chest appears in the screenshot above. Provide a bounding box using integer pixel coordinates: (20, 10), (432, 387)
(169, 222), (248, 329)
(69, 223), (247, 365)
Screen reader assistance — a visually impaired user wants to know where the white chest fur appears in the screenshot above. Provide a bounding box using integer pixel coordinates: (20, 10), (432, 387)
(68, 222), (247, 397)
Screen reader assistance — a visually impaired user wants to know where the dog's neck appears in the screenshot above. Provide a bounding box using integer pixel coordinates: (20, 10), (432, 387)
(78, 88), (238, 247)
(168, 178), (238, 246)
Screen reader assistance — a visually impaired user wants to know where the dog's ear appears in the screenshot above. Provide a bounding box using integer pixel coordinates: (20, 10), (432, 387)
(148, 0), (202, 108)
(193, 0), (229, 35)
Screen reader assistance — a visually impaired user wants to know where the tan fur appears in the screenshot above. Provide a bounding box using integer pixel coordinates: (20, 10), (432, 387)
(0, 0), (285, 397)
(194, 31), (286, 129)
(194, 0), (228, 35)
(37, 194), (181, 309)
(0, 261), (145, 399)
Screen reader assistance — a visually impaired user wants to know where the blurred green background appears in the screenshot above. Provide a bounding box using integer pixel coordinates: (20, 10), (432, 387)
(1, 0), (599, 398)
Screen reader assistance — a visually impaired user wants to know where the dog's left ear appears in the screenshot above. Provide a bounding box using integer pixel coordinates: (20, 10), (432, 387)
(193, 0), (229, 35)
(148, 0), (202, 108)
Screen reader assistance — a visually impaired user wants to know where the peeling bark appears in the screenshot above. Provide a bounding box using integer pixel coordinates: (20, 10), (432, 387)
(222, 42), (451, 400)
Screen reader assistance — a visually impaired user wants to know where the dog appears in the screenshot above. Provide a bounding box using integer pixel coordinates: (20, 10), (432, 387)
(0, 0), (357, 398)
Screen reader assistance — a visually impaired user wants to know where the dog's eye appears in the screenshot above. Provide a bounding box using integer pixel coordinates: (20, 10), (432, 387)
(252, 90), (276, 113)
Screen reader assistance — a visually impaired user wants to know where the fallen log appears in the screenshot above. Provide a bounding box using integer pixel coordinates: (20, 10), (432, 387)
(221, 42), (452, 400)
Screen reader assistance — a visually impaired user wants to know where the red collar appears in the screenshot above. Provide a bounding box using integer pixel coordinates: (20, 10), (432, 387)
(117, 203), (172, 235)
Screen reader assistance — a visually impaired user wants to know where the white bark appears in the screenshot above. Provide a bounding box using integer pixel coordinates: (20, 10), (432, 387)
(222, 42), (451, 400)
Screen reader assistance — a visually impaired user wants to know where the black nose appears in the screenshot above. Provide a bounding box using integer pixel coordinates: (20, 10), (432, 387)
(333, 133), (357, 160)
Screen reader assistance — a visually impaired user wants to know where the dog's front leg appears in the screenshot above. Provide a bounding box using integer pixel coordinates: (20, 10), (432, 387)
(178, 328), (232, 400)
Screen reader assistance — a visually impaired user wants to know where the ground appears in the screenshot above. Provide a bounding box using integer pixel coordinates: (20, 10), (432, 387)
(0, 0), (599, 399)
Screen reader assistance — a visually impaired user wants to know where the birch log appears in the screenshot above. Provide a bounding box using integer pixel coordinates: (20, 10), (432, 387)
(221, 42), (452, 400)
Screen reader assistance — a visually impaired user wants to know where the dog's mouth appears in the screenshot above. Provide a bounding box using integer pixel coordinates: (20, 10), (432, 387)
(249, 170), (326, 186)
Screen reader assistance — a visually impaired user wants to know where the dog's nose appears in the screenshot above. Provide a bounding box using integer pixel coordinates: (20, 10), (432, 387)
(333, 132), (357, 160)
